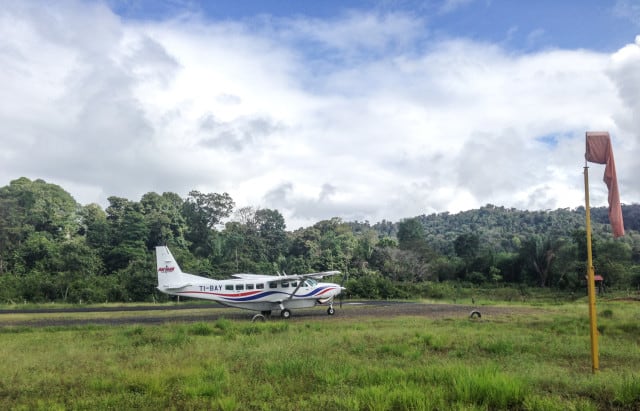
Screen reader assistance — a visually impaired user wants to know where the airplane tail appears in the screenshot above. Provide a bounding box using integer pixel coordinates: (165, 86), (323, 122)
(155, 245), (185, 288)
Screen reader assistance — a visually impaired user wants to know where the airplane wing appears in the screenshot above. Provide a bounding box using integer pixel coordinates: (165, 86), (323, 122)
(281, 270), (341, 281)
(285, 270), (342, 300)
(230, 272), (340, 281)
(231, 274), (276, 280)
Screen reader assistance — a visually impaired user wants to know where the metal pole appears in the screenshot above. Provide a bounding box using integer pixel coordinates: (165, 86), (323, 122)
(584, 166), (599, 373)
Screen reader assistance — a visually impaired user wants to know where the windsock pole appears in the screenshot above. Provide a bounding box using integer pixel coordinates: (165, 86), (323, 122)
(584, 164), (599, 373)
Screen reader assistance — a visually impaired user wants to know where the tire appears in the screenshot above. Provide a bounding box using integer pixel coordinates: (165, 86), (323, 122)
(281, 309), (291, 319)
(252, 314), (266, 322)
(327, 307), (335, 315)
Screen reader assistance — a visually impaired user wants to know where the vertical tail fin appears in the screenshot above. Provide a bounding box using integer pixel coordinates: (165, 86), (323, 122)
(156, 246), (184, 287)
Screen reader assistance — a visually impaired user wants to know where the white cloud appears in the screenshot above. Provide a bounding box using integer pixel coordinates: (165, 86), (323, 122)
(1, 1), (639, 229)
(614, 0), (640, 26)
(284, 11), (424, 56)
(607, 35), (640, 200)
(439, 0), (475, 15)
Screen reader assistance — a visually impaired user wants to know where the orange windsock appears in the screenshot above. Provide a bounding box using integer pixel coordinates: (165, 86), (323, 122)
(585, 132), (624, 237)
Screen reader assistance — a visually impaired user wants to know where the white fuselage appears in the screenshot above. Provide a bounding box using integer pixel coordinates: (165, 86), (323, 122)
(159, 277), (341, 312)
(155, 245), (343, 315)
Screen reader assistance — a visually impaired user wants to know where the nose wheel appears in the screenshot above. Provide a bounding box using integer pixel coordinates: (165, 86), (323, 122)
(327, 306), (335, 315)
(280, 308), (291, 319)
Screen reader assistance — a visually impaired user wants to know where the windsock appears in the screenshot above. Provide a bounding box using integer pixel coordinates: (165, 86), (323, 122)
(585, 132), (624, 237)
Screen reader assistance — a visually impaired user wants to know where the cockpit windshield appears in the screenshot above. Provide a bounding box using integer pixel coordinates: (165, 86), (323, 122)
(303, 279), (318, 287)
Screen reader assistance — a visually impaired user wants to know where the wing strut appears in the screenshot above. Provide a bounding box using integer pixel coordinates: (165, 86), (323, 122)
(288, 280), (305, 300)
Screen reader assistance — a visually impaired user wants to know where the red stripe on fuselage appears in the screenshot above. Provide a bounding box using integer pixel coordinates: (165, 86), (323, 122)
(315, 287), (336, 296)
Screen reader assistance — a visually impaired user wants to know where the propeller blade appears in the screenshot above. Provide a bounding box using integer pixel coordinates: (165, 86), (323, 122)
(339, 271), (348, 308)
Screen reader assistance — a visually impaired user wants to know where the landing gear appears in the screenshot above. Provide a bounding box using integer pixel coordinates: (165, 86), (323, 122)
(252, 313), (266, 322)
(280, 309), (291, 319)
(327, 307), (335, 315)
(261, 310), (272, 317)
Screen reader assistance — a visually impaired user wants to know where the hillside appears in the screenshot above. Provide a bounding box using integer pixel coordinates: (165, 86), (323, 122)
(1, 177), (639, 303)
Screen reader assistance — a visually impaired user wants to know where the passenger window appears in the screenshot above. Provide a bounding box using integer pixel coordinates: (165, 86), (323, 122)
(256, 283), (264, 289)
(269, 282), (278, 289)
(281, 281), (289, 288)
(291, 281), (298, 287)
(225, 284), (234, 291)
(246, 284), (254, 290)
(235, 284), (244, 291)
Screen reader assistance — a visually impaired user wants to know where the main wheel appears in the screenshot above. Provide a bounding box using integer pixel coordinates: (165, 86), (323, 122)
(281, 309), (291, 319)
(252, 314), (266, 322)
(327, 307), (335, 315)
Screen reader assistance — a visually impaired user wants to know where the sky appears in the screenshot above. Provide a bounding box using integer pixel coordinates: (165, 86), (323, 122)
(1, 0), (639, 229)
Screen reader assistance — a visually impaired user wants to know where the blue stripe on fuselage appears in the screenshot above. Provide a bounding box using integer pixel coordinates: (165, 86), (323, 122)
(179, 286), (336, 301)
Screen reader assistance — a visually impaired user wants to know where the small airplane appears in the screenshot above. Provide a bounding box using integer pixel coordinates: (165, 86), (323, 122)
(155, 246), (345, 321)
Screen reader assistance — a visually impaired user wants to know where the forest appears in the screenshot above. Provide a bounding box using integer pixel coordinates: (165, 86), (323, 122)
(0, 177), (639, 304)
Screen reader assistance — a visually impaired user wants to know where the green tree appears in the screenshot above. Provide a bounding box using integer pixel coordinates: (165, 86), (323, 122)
(79, 203), (109, 256)
(105, 197), (149, 272)
(140, 192), (188, 249)
(54, 239), (105, 301)
(454, 232), (481, 279)
(116, 257), (157, 302)
(397, 218), (426, 252)
(220, 220), (266, 272)
(15, 231), (59, 275)
(519, 235), (561, 287)
(255, 208), (288, 263)
(0, 195), (24, 273)
(0, 178), (80, 273)
(353, 229), (379, 270)
(0, 177), (79, 238)
(182, 191), (234, 256)
(594, 239), (633, 287)
(381, 248), (430, 281)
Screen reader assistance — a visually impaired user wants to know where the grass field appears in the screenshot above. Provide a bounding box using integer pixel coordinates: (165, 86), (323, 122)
(1, 300), (639, 410)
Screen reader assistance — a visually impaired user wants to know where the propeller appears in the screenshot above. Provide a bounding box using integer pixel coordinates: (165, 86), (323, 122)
(339, 271), (348, 308)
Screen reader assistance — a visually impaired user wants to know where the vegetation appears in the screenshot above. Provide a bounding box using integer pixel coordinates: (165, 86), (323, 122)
(1, 177), (639, 304)
(1, 301), (638, 410)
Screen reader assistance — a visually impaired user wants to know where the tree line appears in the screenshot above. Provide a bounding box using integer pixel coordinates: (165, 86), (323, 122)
(0, 177), (639, 303)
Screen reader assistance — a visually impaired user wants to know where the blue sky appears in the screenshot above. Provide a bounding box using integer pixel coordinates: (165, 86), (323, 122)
(2, 0), (639, 228)
(109, 0), (639, 52)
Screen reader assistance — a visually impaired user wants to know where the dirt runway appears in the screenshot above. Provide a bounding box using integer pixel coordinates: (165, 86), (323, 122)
(0, 301), (541, 328)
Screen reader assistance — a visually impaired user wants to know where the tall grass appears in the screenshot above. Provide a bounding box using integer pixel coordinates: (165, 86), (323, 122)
(1, 301), (639, 410)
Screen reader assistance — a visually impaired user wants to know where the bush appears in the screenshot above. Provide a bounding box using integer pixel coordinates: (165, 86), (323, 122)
(467, 271), (487, 284)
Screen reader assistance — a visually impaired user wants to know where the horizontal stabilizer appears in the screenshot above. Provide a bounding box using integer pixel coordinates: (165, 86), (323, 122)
(160, 284), (192, 290)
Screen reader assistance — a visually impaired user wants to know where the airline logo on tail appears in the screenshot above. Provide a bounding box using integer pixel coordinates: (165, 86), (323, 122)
(158, 266), (175, 273)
